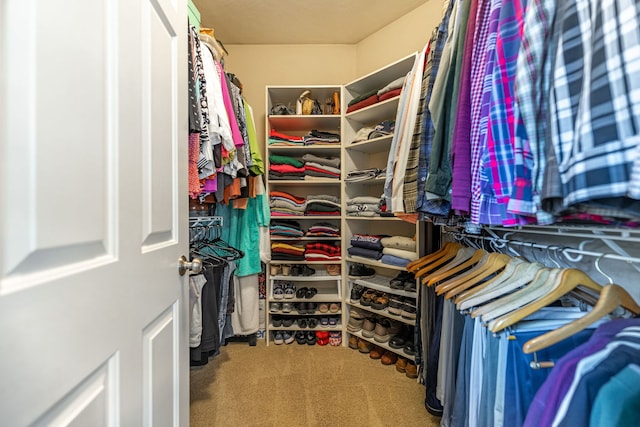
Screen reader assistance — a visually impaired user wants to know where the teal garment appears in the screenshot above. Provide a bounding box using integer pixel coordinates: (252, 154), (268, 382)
(217, 181), (270, 278)
(589, 364), (640, 427)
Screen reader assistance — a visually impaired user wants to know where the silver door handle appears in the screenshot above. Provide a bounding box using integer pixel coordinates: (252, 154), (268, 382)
(178, 255), (202, 276)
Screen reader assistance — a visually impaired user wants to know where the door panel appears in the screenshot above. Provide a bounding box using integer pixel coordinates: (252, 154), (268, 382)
(33, 357), (118, 427)
(142, 0), (180, 249)
(0, 0), (188, 424)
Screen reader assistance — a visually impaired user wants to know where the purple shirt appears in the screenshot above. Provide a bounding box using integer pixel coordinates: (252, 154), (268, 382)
(523, 318), (640, 427)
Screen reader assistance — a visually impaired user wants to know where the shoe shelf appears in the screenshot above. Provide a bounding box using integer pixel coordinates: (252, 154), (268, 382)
(348, 329), (416, 362)
(346, 256), (408, 271)
(344, 135), (393, 153)
(270, 324), (342, 332)
(349, 275), (417, 298)
(346, 301), (415, 326)
(271, 272), (341, 281)
(269, 309), (343, 315)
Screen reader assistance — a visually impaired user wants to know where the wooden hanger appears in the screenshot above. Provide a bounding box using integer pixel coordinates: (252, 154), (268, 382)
(454, 258), (524, 304)
(425, 249), (487, 287)
(432, 251), (494, 294)
(488, 268), (604, 332)
(420, 246), (477, 283)
(456, 261), (542, 310)
(415, 244), (467, 279)
(441, 253), (512, 299)
(473, 267), (555, 321)
(522, 284), (640, 353)
(407, 242), (460, 272)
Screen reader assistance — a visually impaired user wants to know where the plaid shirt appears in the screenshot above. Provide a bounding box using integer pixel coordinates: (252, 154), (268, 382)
(417, 1), (455, 217)
(484, 0), (529, 226)
(509, 0), (556, 224)
(476, 0), (504, 225)
(469, 0), (500, 223)
(549, 0), (640, 209)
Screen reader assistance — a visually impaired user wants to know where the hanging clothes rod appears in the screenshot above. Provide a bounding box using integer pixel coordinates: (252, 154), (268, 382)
(189, 216), (223, 228)
(442, 230), (640, 265)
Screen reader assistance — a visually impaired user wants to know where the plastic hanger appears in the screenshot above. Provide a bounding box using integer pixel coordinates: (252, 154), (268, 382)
(487, 268), (604, 332)
(522, 284), (640, 353)
(425, 249), (487, 287)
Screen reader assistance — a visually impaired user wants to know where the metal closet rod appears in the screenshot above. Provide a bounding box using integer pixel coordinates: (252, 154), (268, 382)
(443, 230), (640, 265)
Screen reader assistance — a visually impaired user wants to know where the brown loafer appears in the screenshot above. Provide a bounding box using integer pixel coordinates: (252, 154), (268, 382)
(357, 338), (374, 354)
(381, 350), (398, 365)
(396, 356), (408, 373)
(348, 335), (359, 349)
(371, 292), (389, 310)
(405, 361), (418, 379)
(369, 345), (384, 360)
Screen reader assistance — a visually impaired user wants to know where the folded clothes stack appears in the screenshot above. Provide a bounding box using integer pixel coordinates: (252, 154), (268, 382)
(377, 76), (405, 100)
(301, 153), (341, 180)
(351, 120), (395, 144)
(346, 196), (382, 217)
(268, 129), (305, 146)
(345, 74), (405, 114)
(379, 235), (417, 267)
(305, 222), (340, 237)
(305, 242), (341, 261)
(347, 233), (386, 260)
(271, 242), (306, 261)
(269, 154), (305, 180)
(303, 130), (340, 145)
(270, 190), (306, 216)
(270, 219), (304, 238)
(345, 168), (385, 182)
(305, 194), (341, 216)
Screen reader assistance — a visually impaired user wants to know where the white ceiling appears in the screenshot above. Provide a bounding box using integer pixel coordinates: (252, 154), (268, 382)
(193, 0), (429, 45)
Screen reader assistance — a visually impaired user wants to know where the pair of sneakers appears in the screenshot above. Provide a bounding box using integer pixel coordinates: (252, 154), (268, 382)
(389, 271), (416, 292)
(273, 330), (295, 345)
(271, 302), (295, 313)
(273, 282), (296, 299)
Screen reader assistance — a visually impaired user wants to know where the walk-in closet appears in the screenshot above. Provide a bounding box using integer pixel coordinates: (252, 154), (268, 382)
(1, 0), (639, 426)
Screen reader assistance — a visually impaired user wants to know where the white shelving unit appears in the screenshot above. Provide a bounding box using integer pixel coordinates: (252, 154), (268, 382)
(341, 53), (422, 360)
(264, 55), (426, 356)
(266, 84), (344, 346)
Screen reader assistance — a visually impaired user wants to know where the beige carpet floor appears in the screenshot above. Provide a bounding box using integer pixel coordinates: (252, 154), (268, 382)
(190, 340), (441, 427)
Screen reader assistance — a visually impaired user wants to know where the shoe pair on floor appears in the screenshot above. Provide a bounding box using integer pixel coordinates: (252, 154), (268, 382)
(291, 330), (342, 346)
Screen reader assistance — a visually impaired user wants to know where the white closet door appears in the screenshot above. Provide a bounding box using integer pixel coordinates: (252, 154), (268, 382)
(0, 0), (189, 425)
